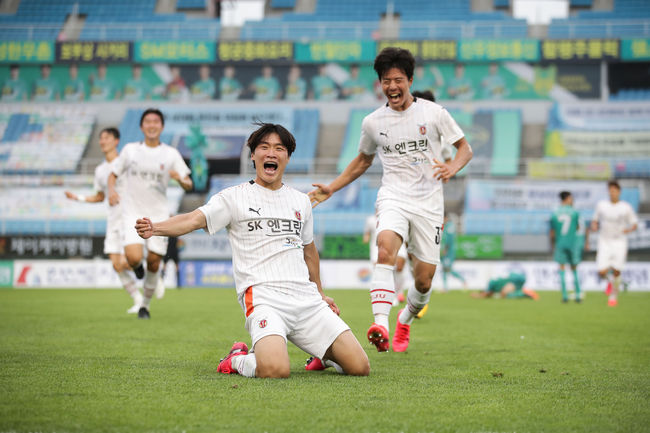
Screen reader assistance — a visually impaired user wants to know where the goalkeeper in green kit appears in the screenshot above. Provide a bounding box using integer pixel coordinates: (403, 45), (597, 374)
(549, 191), (582, 303)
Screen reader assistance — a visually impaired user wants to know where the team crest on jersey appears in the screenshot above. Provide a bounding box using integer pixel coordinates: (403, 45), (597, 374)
(295, 210), (301, 221)
(418, 124), (427, 135)
(259, 319), (267, 329)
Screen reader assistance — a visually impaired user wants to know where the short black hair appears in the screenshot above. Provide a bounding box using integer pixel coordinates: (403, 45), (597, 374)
(412, 90), (435, 102)
(100, 127), (120, 140)
(608, 180), (621, 190)
(10, 64), (19, 71)
(247, 122), (296, 157)
(140, 108), (165, 126)
(559, 191), (571, 201)
(373, 47), (415, 81)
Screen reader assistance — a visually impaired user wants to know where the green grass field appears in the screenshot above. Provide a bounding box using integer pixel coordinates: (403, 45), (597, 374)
(1, 288), (649, 433)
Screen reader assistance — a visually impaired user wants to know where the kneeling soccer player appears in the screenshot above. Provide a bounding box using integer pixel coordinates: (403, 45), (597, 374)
(134, 122), (369, 378)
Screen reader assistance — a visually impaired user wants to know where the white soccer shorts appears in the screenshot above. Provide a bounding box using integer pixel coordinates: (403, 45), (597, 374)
(596, 237), (628, 271)
(243, 286), (350, 360)
(376, 201), (442, 265)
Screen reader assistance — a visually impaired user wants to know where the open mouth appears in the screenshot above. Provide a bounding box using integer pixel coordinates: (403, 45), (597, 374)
(388, 92), (401, 104)
(263, 161), (278, 174)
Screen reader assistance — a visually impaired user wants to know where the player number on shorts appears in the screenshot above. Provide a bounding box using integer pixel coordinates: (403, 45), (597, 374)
(435, 226), (441, 245)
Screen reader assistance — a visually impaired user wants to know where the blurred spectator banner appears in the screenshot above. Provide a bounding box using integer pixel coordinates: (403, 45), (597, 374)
(321, 235), (369, 259)
(541, 39), (619, 62)
(458, 39), (539, 62)
(295, 41), (376, 63)
(0, 261), (12, 288)
(56, 42), (132, 63)
(545, 130), (650, 157)
(0, 236), (103, 259)
(163, 106), (294, 131)
(0, 41), (54, 63)
(456, 235), (503, 259)
(548, 102), (650, 131)
(527, 160), (612, 180)
(134, 41), (215, 63)
(178, 260), (234, 288)
(178, 231), (232, 260)
(621, 39), (650, 61)
(12, 259), (123, 288)
(217, 41), (293, 64)
(378, 40), (457, 61)
(467, 180), (607, 212)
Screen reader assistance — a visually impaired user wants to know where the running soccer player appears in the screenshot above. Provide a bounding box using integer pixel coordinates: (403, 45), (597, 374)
(590, 180), (638, 307)
(549, 191), (582, 303)
(134, 123), (369, 378)
(309, 47), (473, 353)
(65, 127), (142, 313)
(108, 108), (193, 319)
(471, 272), (538, 300)
(363, 213), (412, 305)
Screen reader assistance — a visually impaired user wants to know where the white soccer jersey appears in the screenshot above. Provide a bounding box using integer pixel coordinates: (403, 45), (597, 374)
(111, 142), (190, 221)
(593, 199), (638, 240)
(358, 98), (464, 221)
(94, 159), (124, 231)
(199, 181), (317, 301)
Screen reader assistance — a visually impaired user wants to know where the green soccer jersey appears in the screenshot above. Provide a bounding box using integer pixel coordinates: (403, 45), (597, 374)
(89, 78), (116, 101)
(284, 78), (306, 101)
(122, 78), (151, 101)
(573, 215), (586, 263)
(551, 205), (580, 249)
(411, 75), (437, 94)
(1, 78), (27, 102)
(63, 78), (85, 102)
(342, 77), (369, 101)
(190, 78), (216, 101)
(32, 78), (59, 101)
(311, 75), (338, 100)
(487, 272), (526, 293)
(253, 76), (280, 101)
(219, 77), (241, 101)
(481, 75), (508, 99)
(447, 77), (475, 100)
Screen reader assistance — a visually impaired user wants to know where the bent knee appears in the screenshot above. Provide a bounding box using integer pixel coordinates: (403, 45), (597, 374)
(256, 363), (290, 379)
(346, 359), (370, 376)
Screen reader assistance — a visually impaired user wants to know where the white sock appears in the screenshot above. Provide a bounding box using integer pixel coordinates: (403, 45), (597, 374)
(231, 353), (257, 378)
(117, 270), (138, 296)
(142, 270), (158, 308)
(370, 263), (395, 331)
(324, 359), (344, 374)
(399, 287), (432, 325)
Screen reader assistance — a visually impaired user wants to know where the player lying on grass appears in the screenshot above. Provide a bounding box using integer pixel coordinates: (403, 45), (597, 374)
(134, 122), (370, 378)
(471, 272), (539, 300)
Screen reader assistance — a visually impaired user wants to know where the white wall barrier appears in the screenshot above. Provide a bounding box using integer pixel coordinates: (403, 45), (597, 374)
(8, 259), (650, 291)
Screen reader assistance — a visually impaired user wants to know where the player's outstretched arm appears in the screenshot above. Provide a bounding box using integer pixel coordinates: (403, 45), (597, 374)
(308, 152), (374, 208)
(135, 209), (207, 239)
(64, 190), (105, 203)
(169, 170), (193, 192)
(433, 137), (473, 182)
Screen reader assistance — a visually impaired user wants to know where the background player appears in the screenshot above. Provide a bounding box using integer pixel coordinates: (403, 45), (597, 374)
(309, 47), (473, 353)
(549, 191), (582, 303)
(471, 272), (538, 300)
(65, 128), (142, 313)
(108, 108), (192, 319)
(134, 123), (369, 378)
(590, 180), (638, 307)
(440, 213), (467, 293)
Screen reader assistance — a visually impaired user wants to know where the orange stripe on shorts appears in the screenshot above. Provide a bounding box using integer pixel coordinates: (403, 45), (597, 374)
(245, 286), (254, 317)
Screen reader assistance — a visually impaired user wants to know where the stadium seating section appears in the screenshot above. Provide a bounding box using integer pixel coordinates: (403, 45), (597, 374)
(548, 0), (650, 38)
